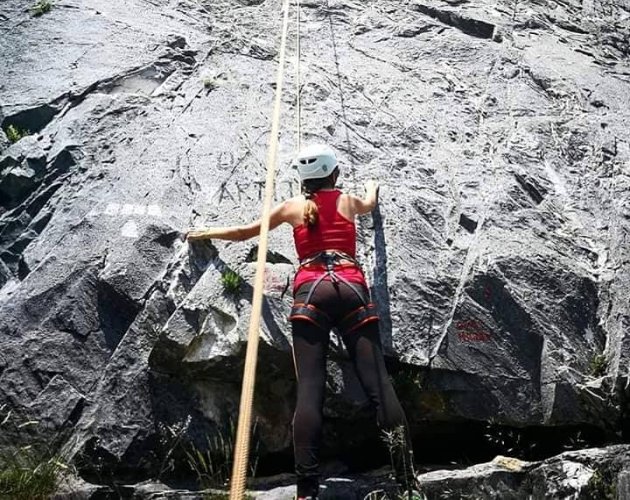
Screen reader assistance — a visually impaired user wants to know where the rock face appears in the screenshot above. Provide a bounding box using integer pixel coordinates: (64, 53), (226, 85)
(1, 0), (629, 491)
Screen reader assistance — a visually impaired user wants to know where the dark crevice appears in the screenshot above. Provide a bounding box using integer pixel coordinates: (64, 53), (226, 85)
(154, 229), (182, 249)
(458, 213), (478, 233)
(17, 255), (30, 280)
(0, 146), (76, 212)
(245, 245), (293, 265)
(412, 3), (496, 39)
(1, 103), (60, 135)
(0, 155), (47, 211)
(0, 258), (11, 289)
(97, 280), (141, 351)
(514, 173), (546, 205)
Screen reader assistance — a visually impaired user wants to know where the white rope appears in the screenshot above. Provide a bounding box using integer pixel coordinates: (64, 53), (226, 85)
(296, 0), (301, 154)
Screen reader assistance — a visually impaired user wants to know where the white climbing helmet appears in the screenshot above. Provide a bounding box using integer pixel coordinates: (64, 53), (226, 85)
(293, 144), (338, 181)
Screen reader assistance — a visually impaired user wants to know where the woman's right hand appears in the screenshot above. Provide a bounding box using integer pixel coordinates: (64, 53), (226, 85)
(365, 180), (380, 196)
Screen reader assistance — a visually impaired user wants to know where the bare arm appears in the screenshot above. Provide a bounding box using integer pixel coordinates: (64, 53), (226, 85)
(348, 180), (380, 216)
(186, 201), (290, 241)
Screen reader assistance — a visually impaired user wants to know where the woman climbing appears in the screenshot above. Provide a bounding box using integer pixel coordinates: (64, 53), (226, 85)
(187, 144), (418, 500)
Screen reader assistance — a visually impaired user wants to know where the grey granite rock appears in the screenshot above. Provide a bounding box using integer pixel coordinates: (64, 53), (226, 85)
(0, 0), (629, 490)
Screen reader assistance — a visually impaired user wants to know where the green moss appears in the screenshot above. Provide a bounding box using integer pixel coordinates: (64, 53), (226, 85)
(31, 1), (53, 17)
(587, 468), (616, 500)
(588, 354), (607, 377)
(5, 125), (30, 143)
(221, 269), (242, 296)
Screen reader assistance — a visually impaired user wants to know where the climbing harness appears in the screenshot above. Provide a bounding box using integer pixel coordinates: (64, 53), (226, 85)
(289, 250), (379, 335)
(229, 0), (292, 498)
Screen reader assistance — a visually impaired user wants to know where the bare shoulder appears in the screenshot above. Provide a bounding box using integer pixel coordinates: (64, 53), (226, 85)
(288, 194), (306, 202)
(337, 192), (358, 219)
(339, 191), (374, 217)
(339, 192), (360, 203)
(339, 192), (362, 208)
(284, 194), (306, 208)
(282, 195), (306, 227)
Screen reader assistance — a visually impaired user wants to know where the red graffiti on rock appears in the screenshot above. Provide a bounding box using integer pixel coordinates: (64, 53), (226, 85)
(263, 269), (288, 293)
(455, 319), (491, 342)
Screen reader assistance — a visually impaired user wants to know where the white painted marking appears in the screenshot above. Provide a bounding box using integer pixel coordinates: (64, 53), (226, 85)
(121, 221), (139, 238)
(104, 203), (120, 215)
(147, 204), (162, 216)
(101, 202), (162, 219)
(121, 204), (134, 216)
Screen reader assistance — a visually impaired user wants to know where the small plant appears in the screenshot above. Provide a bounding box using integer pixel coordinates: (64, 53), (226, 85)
(0, 405), (71, 500)
(0, 447), (69, 499)
(588, 354), (607, 377)
(381, 426), (420, 499)
(562, 430), (587, 451)
(391, 365), (423, 401)
(364, 491), (389, 500)
(31, 0), (53, 16)
(483, 419), (540, 460)
(221, 269), (242, 296)
(185, 418), (259, 491)
(363, 489), (427, 500)
(157, 415), (192, 479)
(5, 124), (30, 143)
(586, 467), (616, 500)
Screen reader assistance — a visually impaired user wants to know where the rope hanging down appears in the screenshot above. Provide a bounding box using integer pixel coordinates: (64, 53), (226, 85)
(296, 0), (301, 154)
(229, 0), (293, 498)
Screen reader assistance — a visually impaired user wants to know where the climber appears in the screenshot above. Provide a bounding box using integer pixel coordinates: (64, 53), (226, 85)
(186, 144), (419, 500)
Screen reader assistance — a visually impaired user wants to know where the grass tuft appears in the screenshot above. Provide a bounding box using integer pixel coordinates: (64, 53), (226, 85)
(0, 448), (69, 499)
(483, 419), (538, 460)
(31, 0), (53, 17)
(221, 269), (242, 296)
(0, 405), (71, 500)
(588, 354), (607, 377)
(185, 418), (259, 491)
(380, 426), (423, 500)
(6, 125), (30, 143)
(363, 489), (427, 500)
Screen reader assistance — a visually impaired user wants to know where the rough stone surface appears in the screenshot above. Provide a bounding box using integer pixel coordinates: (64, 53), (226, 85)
(1, 0), (630, 493)
(50, 446), (630, 499)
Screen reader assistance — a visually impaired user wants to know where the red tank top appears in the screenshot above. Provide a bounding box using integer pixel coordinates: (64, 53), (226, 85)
(293, 190), (368, 292)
